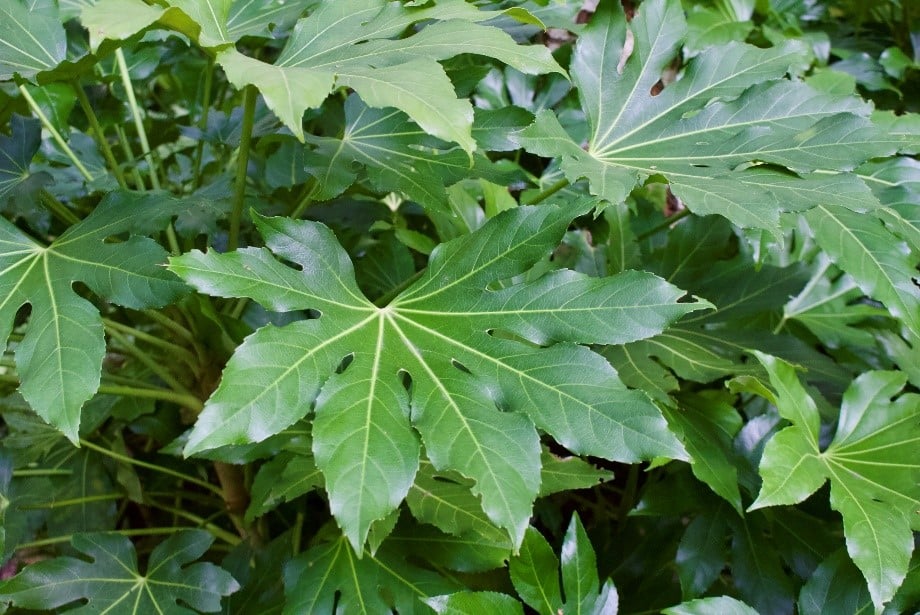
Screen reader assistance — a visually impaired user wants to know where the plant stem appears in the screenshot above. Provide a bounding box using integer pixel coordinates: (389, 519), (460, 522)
(12, 468), (73, 477)
(39, 188), (81, 226)
(522, 178), (569, 205)
(79, 438), (222, 496)
(229, 85), (258, 251)
(103, 318), (199, 372)
(115, 48), (159, 191)
(72, 80), (127, 188)
(635, 208), (691, 241)
(146, 501), (242, 545)
(23, 493), (124, 509)
(97, 384), (203, 412)
(114, 124), (146, 190)
(16, 527), (224, 551)
(289, 180), (317, 219)
(192, 55), (215, 189)
(142, 309), (196, 344)
(115, 48), (180, 254)
(18, 84), (94, 182)
(106, 326), (196, 398)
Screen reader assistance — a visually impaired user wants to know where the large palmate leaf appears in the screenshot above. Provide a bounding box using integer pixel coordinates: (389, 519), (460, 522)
(304, 94), (511, 213)
(0, 530), (239, 613)
(170, 202), (705, 549)
(515, 0), (897, 234)
(87, 0), (561, 147)
(0, 191), (187, 442)
(0, 115), (51, 231)
(750, 354), (920, 612)
(284, 534), (458, 615)
(0, 0), (66, 81)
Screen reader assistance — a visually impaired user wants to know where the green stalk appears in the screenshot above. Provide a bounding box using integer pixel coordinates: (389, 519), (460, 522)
(72, 81), (127, 188)
(114, 48), (180, 255)
(143, 308), (196, 344)
(23, 493), (124, 510)
(106, 326), (196, 398)
(192, 55), (215, 189)
(16, 527), (194, 550)
(228, 85), (258, 251)
(114, 124), (146, 190)
(115, 48), (159, 191)
(97, 384), (204, 412)
(522, 178), (569, 205)
(18, 84), (94, 182)
(39, 188), (81, 226)
(635, 208), (691, 241)
(289, 179), (317, 219)
(79, 438), (222, 496)
(146, 501), (242, 545)
(103, 318), (199, 372)
(12, 468), (73, 477)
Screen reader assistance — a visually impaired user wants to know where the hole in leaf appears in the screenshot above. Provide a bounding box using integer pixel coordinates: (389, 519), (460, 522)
(431, 475), (463, 485)
(335, 353), (354, 374)
(398, 369), (413, 394)
(451, 359), (471, 375)
(305, 308), (322, 320)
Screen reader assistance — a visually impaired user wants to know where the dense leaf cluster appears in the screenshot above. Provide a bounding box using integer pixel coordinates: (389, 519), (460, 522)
(0, 0), (917, 613)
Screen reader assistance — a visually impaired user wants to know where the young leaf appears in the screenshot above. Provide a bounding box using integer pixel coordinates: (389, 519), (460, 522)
(425, 591), (524, 615)
(0, 530), (239, 612)
(170, 203), (700, 550)
(515, 0), (894, 232)
(751, 354), (920, 611)
(0, 191), (188, 442)
(804, 205), (920, 340)
(663, 596), (759, 615)
(510, 513), (618, 615)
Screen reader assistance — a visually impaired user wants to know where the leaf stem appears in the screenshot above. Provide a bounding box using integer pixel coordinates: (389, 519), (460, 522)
(12, 468), (73, 477)
(114, 124), (146, 190)
(289, 179), (317, 219)
(79, 438), (221, 496)
(635, 208), (691, 241)
(115, 49), (159, 191)
(22, 493), (124, 509)
(146, 501), (242, 545)
(191, 54), (215, 189)
(103, 318), (199, 372)
(522, 178), (569, 205)
(16, 525), (239, 550)
(142, 309), (196, 344)
(72, 80), (127, 188)
(106, 326), (197, 398)
(39, 188), (81, 226)
(96, 384), (203, 412)
(229, 85), (258, 251)
(18, 84), (94, 182)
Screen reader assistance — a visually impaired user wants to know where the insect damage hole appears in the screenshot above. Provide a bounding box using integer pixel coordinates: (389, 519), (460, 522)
(451, 359), (472, 375)
(334, 353), (354, 374)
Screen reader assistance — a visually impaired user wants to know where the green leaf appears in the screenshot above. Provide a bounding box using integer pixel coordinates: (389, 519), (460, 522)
(663, 596), (759, 615)
(675, 506), (730, 598)
(0, 530), (239, 613)
(510, 514), (618, 615)
(0, 115), (51, 232)
(538, 449), (613, 497)
(0, 0), (66, 81)
(214, 0), (562, 146)
(0, 191), (187, 442)
(284, 535), (458, 615)
(798, 550), (874, 615)
(425, 591), (524, 615)
(170, 203), (697, 550)
(510, 528), (563, 615)
(804, 205), (920, 340)
(515, 0), (895, 232)
(750, 355), (920, 611)
(246, 450), (322, 522)
(664, 393), (744, 514)
(304, 95), (482, 212)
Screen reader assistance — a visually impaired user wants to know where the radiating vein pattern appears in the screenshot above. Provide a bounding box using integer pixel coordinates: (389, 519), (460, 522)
(170, 203), (708, 551)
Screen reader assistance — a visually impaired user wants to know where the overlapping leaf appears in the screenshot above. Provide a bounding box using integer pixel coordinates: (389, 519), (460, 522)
(169, 202), (705, 550)
(0, 0), (66, 81)
(304, 95), (511, 213)
(510, 514), (619, 615)
(750, 354), (920, 612)
(0, 530), (239, 613)
(284, 534), (458, 615)
(515, 0), (898, 234)
(0, 191), (188, 442)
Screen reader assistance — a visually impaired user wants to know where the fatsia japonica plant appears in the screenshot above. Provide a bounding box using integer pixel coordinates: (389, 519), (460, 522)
(0, 0), (917, 613)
